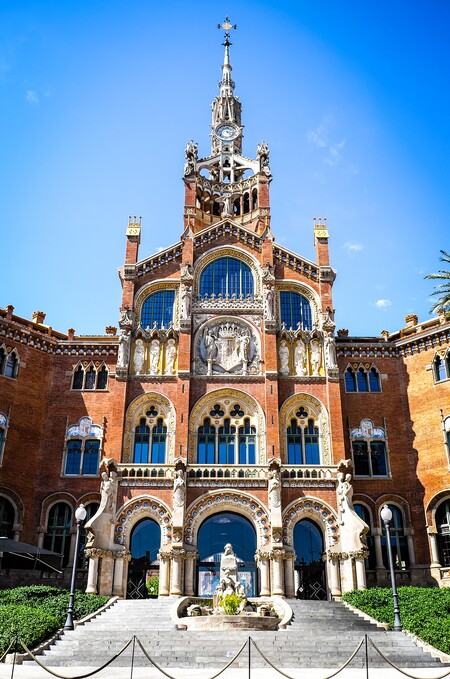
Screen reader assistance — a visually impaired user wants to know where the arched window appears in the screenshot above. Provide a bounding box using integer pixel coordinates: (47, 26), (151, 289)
(43, 503), (72, 567)
(1, 349), (19, 379)
(199, 258), (254, 298)
(354, 504), (376, 569)
(287, 413), (320, 465)
(196, 402), (258, 465)
(350, 419), (388, 477)
(64, 417), (102, 476)
(368, 368), (381, 392)
(345, 365), (381, 393)
(434, 355), (449, 382)
(0, 496), (15, 538)
(279, 291), (312, 330)
(345, 368), (356, 392)
(141, 290), (175, 329)
(0, 413), (7, 464)
(133, 417), (167, 464)
(357, 368), (368, 392)
(72, 363), (108, 390)
(436, 500), (450, 567)
(381, 505), (409, 570)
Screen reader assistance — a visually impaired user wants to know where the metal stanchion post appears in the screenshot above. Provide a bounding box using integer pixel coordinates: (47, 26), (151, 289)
(130, 635), (136, 679)
(64, 503), (87, 631)
(365, 634), (369, 679)
(248, 636), (251, 679)
(381, 504), (402, 632)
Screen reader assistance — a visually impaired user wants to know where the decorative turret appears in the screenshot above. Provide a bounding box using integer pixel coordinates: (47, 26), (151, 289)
(182, 18), (272, 237)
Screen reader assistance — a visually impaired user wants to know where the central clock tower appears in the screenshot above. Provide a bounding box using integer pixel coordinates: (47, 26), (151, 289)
(182, 22), (272, 236)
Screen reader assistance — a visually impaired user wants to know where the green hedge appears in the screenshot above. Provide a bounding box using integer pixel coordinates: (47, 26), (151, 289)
(0, 586), (109, 654)
(343, 587), (450, 655)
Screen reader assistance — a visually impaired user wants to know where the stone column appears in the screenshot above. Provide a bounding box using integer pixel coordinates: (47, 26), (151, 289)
(170, 550), (184, 596)
(271, 549), (285, 596)
(184, 552), (197, 596)
(355, 557), (367, 590)
(86, 555), (99, 594)
(284, 554), (296, 598)
(158, 552), (170, 596)
(256, 551), (271, 596)
(328, 556), (341, 598)
(98, 554), (114, 596)
(428, 530), (441, 567)
(113, 554), (130, 597)
(373, 529), (384, 569)
(405, 530), (416, 566)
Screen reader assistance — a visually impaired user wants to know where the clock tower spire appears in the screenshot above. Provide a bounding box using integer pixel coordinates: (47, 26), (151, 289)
(182, 18), (272, 237)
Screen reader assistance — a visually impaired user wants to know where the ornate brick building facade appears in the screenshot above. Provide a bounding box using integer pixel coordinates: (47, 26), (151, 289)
(1, 30), (450, 599)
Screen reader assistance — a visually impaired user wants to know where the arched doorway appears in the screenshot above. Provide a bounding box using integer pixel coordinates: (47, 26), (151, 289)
(127, 518), (161, 599)
(197, 512), (257, 596)
(293, 519), (327, 600)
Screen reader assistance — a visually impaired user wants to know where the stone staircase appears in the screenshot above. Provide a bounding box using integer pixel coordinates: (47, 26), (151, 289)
(29, 598), (446, 669)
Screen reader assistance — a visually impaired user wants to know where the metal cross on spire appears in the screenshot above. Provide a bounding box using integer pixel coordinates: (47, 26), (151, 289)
(217, 16), (237, 44)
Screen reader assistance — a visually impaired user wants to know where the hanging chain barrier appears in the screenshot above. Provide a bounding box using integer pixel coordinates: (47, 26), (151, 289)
(368, 637), (450, 679)
(0, 640), (15, 664)
(4, 632), (449, 679)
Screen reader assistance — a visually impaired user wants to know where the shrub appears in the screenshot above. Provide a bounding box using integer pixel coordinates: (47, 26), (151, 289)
(220, 593), (242, 615)
(0, 586), (109, 655)
(343, 587), (450, 655)
(146, 576), (159, 597)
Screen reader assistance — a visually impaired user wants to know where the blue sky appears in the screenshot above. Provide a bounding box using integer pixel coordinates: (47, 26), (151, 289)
(1, 1), (449, 336)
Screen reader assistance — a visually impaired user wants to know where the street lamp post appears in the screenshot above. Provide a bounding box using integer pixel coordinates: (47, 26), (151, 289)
(64, 503), (87, 631)
(381, 504), (402, 631)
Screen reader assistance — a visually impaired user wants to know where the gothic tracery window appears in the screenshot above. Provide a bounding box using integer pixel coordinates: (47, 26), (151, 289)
(199, 257), (254, 298)
(72, 363), (108, 390)
(287, 412), (320, 465)
(43, 502), (72, 568)
(436, 499), (450, 567)
(345, 365), (381, 393)
(0, 346), (19, 379)
(381, 504), (409, 570)
(434, 353), (449, 382)
(350, 419), (388, 477)
(196, 402), (257, 465)
(133, 415), (167, 464)
(141, 290), (175, 329)
(279, 291), (312, 331)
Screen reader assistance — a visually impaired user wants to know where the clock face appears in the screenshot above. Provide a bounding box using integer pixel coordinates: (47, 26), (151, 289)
(215, 124), (239, 141)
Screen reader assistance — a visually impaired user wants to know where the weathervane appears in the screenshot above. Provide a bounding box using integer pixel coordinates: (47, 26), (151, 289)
(218, 16), (237, 44)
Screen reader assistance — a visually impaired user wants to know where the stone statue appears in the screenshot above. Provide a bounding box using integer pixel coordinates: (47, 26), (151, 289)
(310, 339), (321, 376)
(133, 338), (145, 375)
(165, 338), (177, 375)
(268, 469), (281, 508)
(264, 284), (275, 321)
(238, 332), (250, 363)
(117, 329), (130, 369)
(204, 329), (217, 362)
(173, 469), (185, 507)
(85, 465), (118, 550)
(257, 140), (271, 176)
(221, 193), (232, 216)
(217, 543), (239, 595)
(149, 338), (161, 375)
(184, 140), (198, 176)
(336, 461), (369, 551)
(294, 338), (306, 376)
(180, 284), (191, 320)
(325, 332), (338, 369)
(278, 340), (290, 375)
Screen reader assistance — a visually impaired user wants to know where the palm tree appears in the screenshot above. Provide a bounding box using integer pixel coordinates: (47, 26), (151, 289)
(425, 250), (450, 313)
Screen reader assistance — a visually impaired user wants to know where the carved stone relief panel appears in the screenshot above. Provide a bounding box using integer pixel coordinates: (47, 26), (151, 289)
(194, 317), (261, 376)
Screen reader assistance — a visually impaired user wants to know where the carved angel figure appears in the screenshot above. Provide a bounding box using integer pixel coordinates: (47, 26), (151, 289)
(310, 339), (321, 376)
(165, 339), (177, 375)
(117, 330), (130, 369)
(278, 340), (290, 375)
(149, 338), (161, 375)
(325, 332), (338, 369)
(133, 339), (145, 375)
(294, 338), (307, 376)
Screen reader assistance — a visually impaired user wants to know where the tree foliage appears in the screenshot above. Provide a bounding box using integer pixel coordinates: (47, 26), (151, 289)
(425, 250), (450, 314)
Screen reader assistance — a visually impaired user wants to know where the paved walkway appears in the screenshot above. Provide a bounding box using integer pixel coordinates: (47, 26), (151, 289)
(1, 661), (450, 679)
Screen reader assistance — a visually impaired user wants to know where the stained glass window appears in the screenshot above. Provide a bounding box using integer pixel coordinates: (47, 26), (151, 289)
(199, 258), (254, 298)
(279, 291), (312, 330)
(141, 290), (175, 329)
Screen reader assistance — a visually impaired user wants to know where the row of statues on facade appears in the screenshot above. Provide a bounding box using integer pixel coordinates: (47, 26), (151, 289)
(120, 337), (177, 375)
(278, 333), (337, 376)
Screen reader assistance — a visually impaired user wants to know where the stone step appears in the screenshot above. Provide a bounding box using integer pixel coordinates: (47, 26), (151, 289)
(25, 598), (444, 669)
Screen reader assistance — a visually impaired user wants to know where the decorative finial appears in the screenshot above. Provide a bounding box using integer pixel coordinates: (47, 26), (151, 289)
(218, 16), (237, 44)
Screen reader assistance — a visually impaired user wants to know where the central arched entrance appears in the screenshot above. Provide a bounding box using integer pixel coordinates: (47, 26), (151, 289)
(197, 512), (257, 596)
(293, 519), (327, 600)
(127, 518), (161, 599)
